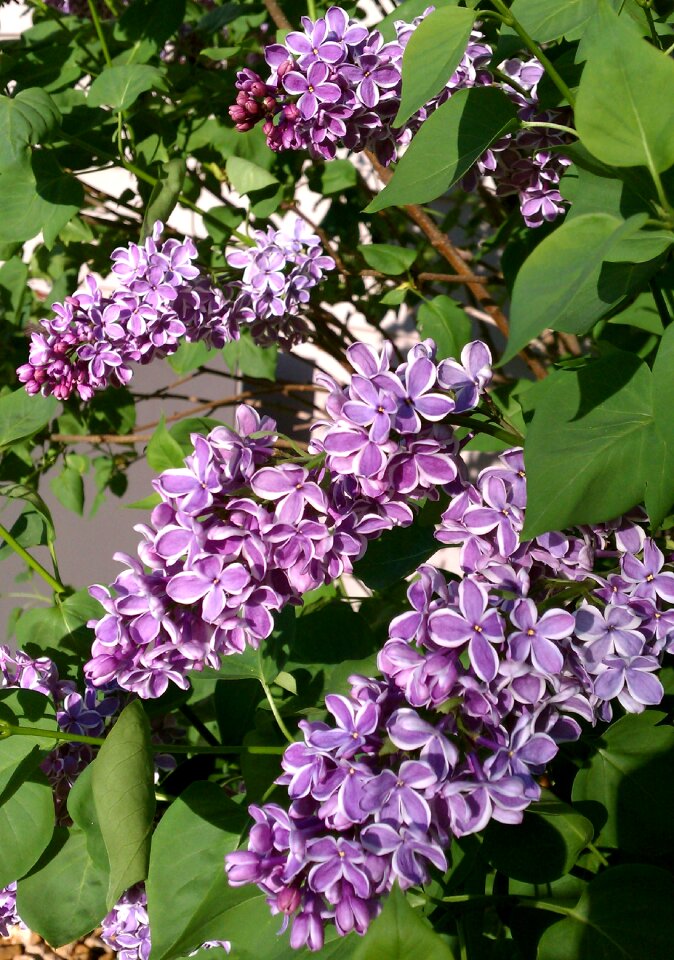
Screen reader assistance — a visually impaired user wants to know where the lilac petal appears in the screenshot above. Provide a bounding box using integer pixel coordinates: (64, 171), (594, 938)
(251, 467), (294, 497)
(460, 578), (487, 623)
(469, 632), (499, 682)
(407, 356), (436, 399)
(538, 609), (575, 639)
(358, 77), (379, 108)
(413, 393), (454, 420)
(283, 72), (309, 95)
(625, 669), (664, 705)
(428, 609), (471, 646)
(166, 572), (210, 603)
(531, 635), (565, 675)
(518, 734), (558, 766)
(593, 667), (625, 700)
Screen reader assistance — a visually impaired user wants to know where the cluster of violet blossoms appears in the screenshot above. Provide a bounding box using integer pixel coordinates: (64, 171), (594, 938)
(101, 883), (229, 960)
(224, 452), (674, 950)
(0, 883), (23, 938)
(230, 6), (570, 226)
(84, 339), (489, 698)
(17, 218), (334, 402)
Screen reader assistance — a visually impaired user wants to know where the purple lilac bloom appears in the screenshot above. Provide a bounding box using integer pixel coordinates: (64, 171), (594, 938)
(230, 7), (570, 224)
(0, 883), (24, 937)
(101, 884), (230, 960)
(18, 219), (334, 401)
(226, 445), (674, 948)
(86, 337), (478, 697)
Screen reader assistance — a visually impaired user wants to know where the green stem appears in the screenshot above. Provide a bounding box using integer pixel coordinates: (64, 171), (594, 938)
(445, 416), (523, 445)
(650, 278), (672, 327)
(586, 842), (610, 867)
(0, 722), (285, 754)
(260, 676), (295, 745)
(0, 521), (65, 595)
(440, 893), (573, 916)
(306, 0), (317, 20)
(179, 703), (220, 746)
(648, 165), (674, 220)
(489, 0), (576, 108)
(636, 0), (662, 48)
(88, 0), (113, 68)
(59, 132), (250, 244)
(520, 121), (578, 139)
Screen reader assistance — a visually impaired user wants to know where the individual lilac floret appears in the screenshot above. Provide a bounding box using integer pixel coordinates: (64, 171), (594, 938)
(0, 883), (24, 938)
(18, 218), (334, 400)
(226, 448), (674, 948)
(101, 884), (231, 960)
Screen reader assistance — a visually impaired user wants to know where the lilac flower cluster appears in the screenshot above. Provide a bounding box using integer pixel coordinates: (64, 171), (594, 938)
(224, 451), (674, 950)
(85, 340), (490, 698)
(226, 218), (335, 347)
(0, 883), (23, 938)
(467, 56), (572, 227)
(230, 6), (491, 166)
(101, 884), (229, 960)
(17, 219), (334, 402)
(230, 6), (570, 225)
(0, 645), (120, 821)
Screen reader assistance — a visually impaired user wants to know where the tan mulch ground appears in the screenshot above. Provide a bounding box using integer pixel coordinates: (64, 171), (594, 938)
(0, 930), (114, 960)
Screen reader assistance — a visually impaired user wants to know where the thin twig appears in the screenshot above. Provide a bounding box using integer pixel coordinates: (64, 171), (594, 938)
(263, 0), (291, 30)
(365, 151), (547, 379)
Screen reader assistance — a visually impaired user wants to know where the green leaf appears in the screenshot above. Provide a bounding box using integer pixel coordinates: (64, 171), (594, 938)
(321, 159), (357, 194)
(575, 4), (674, 173)
(146, 782), (247, 960)
(605, 228), (674, 263)
(146, 415), (186, 472)
(0, 736), (46, 800)
(0, 256), (30, 324)
(353, 500), (442, 590)
(394, 6), (475, 126)
(0, 770), (55, 889)
(482, 793), (593, 883)
(537, 865), (674, 960)
(222, 330), (277, 381)
(366, 87), (518, 213)
(50, 465), (84, 515)
(115, 0), (187, 64)
(522, 352), (654, 537)
(91, 701), (156, 908)
(377, 0), (456, 42)
(15, 589), (102, 657)
(571, 711), (674, 855)
(359, 243), (417, 275)
(503, 213), (647, 362)
(0, 152), (83, 245)
(17, 828), (109, 947)
(353, 885), (455, 960)
(67, 762), (109, 869)
(0, 88), (61, 168)
(88, 65), (163, 111)
(226, 156), (278, 196)
(167, 340), (217, 374)
(647, 324), (674, 525)
(142, 158), (186, 239)
(0, 389), (56, 447)
(509, 0), (596, 42)
(417, 296), (471, 360)
(193, 609), (292, 685)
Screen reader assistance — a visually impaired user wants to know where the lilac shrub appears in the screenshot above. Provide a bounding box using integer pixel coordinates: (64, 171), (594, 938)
(17, 219), (334, 402)
(224, 450), (674, 949)
(84, 339), (485, 698)
(230, 6), (571, 225)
